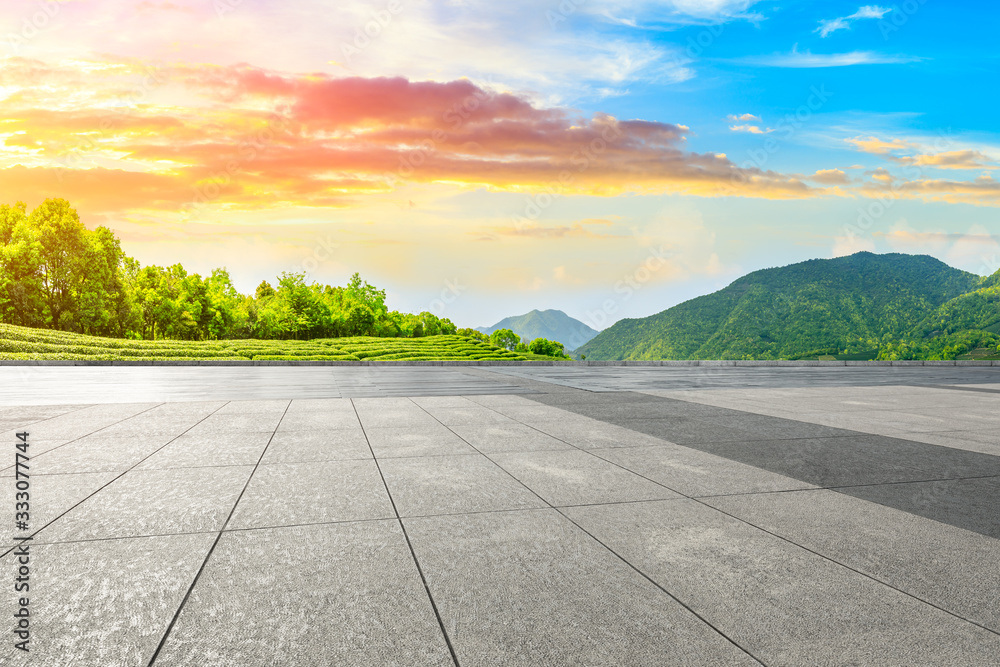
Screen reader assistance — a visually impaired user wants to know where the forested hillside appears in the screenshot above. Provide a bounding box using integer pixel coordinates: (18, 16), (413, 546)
(477, 309), (599, 350)
(578, 253), (998, 361)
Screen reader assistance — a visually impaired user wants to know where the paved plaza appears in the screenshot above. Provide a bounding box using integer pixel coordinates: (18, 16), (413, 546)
(2, 365), (1000, 665)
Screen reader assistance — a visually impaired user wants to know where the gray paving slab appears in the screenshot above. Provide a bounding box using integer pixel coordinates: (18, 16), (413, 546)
(353, 407), (441, 429)
(0, 367), (534, 405)
(702, 489), (1000, 632)
(213, 399), (290, 414)
(0, 403), (161, 441)
(227, 460), (394, 529)
(610, 417), (759, 444)
(489, 449), (683, 506)
(36, 466), (253, 542)
(466, 394), (546, 407)
(564, 499), (1000, 665)
(0, 439), (70, 474)
(276, 409), (363, 431)
(378, 454), (547, 516)
(1, 366), (998, 664)
(0, 533), (216, 666)
(839, 476), (1000, 539)
(480, 403), (583, 422)
(30, 433), (177, 474)
(591, 444), (816, 497)
(154, 521), (453, 666)
(528, 418), (674, 450)
(488, 365), (1000, 393)
(187, 412), (285, 434)
(136, 432), (274, 469)
(420, 406), (519, 426)
(1, 471), (118, 546)
(260, 428), (372, 463)
(409, 395), (481, 408)
(365, 425), (479, 458)
(284, 397), (357, 413)
(447, 423), (576, 454)
(0, 404), (89, 420)
(404, 509), (760, 666)
(695, 433), (1000, 487)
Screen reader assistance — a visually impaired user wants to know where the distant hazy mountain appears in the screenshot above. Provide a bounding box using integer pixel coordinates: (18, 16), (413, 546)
(577, 252), (990, 360)
(477, 309), (599, 350)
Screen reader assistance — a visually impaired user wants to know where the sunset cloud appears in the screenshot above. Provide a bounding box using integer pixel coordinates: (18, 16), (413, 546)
(861, 173), (1000, 206)
(891, 150), (996, 170)
(809, 169), (850, 185)
(0, 59), (818, 215)
(846, 135), (917, 155)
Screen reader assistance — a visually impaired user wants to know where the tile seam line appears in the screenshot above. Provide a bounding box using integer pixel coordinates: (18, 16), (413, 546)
(3, 401), (103, 431)
(910, 383), (1000, 395)
(699, 499), (1000, 639)
(352, 398), (462, 667)
(533, 390), (1000, 493)
(0, 401), (172, 474)
(672, 472), (1000, 500)
(146, 398), (291, 666)
(0, 400), (193, 558)
(522, 393), (1000, 637)
(469, 397), (1000, 643)
(407, 398), (767, 667)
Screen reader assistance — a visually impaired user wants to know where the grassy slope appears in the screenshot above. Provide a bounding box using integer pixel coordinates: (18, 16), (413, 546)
(578, 252), (983, 360)
(0, 324), (536, 361)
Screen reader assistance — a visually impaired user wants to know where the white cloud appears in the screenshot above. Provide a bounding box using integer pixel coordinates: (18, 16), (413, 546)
(589, 0), (765, 25)
(817, 5), (892, 37)
(738, 49), (921, 68)
(832, 233), (876, 257)
(729, 124), (772, 134)
(727, 113), (761, 122)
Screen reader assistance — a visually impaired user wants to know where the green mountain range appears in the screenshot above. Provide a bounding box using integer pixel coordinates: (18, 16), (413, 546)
(477, 309), (599, 351)
(577, 252), (1000, 361)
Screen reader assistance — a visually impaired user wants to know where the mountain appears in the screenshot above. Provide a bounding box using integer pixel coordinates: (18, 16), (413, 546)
(577, 252), (987, 360)
(477, 309), (599, 350)
(879, 266), (1000, 359)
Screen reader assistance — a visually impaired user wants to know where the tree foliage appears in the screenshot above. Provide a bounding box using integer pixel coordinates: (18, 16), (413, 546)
(578, 252), (997, 361)
(0, 199), (458, 341)
(489, 328), (519, 350)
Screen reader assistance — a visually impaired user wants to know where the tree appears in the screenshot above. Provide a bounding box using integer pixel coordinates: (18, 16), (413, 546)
(457, 328), (487, 341)
(490, 328), (519, 350)
(346, 272), (387, 317)
(0, 202), (44, 327)
(528, 338), (566, 357)
(255, 280), (276, 300)
(346, 303), (376, 336)
(76, 226), (127, 336)
(29, 199), (88, 329)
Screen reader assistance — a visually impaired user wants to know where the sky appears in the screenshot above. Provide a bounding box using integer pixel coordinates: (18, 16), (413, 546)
(1, 0), (998, 329)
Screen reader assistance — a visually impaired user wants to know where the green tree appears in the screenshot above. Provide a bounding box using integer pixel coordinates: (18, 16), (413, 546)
(490, 328), (519, 350)
(0, 202), (45, 327)
(29, 199), (88, 329)
(528, 337), (565, 357)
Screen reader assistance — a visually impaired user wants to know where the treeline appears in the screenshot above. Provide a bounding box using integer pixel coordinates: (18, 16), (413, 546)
(0, 199), (469, 341)
(487, 328), (568, 358)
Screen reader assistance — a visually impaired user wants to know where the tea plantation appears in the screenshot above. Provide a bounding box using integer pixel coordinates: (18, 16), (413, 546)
(0, 324), (531, 361)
